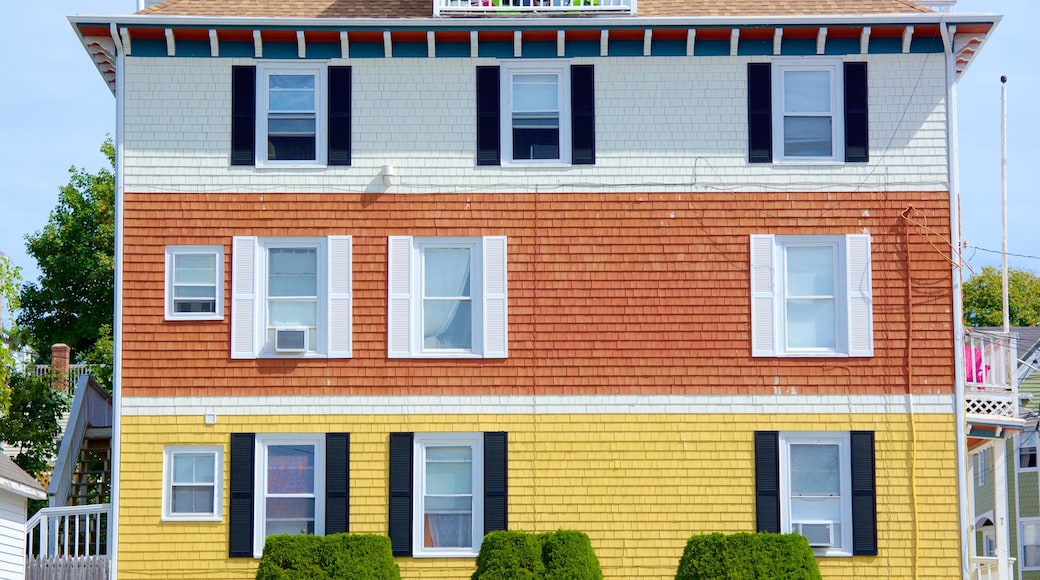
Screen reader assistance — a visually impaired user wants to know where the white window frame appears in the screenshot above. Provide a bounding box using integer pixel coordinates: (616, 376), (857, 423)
(771, 58), (844, 164)
(165, 246), (223, 321)
(500, 61), (572, 167)
(412, 433), (484, 558)
(1021, 518), (1040, 569)
(256, 62), (328, 168)
(1020, 432), (1038, 471)
(231, 236), (352, 359)
(779, 432), (853, 557)
(162, 446), (222, 521)
(388, 236), (507, 359)
(253, 434), (326, 558)
(750, 234), (872, 357)
(977, 447), (988, 486)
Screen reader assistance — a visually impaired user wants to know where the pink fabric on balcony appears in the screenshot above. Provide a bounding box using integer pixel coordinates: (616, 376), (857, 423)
(965, 346), (988, 383)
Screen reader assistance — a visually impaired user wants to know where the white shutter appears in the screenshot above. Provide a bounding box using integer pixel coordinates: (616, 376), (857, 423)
(482, 236), (508, 358)
(845, 233), (874, 357)
(231, 236), (258, 359)
(327, 236), (352, 358)
(387, 236), (413, 358)
(750, 235), (776, 357)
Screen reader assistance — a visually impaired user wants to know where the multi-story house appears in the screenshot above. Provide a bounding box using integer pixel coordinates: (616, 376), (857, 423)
(69, 0), (1006, 577)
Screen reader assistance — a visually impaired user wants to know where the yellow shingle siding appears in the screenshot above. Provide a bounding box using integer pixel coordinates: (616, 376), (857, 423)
(117, 412), (960, 579)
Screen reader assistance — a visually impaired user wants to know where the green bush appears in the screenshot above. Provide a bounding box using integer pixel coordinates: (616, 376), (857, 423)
(674, 533), (821, 580)
(255, 533), (401, 580)
(473, 530), (602, 580)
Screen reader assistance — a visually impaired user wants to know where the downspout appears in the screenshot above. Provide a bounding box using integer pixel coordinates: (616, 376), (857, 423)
(108, 21), (125, 580)
(940, 19), (971, 580)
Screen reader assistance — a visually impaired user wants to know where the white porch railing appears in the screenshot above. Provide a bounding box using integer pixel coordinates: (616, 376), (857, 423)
(33, 363), (93, 390)
(26, 504), (110, 559)
(970, 556), (1015, 580)
(965, 329), (1018, 420)
(434, 0), (634, 16)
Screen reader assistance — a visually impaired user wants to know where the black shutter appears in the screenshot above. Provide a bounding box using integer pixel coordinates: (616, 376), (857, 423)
(484, 432), (508, 534)
(325, 433), (350, 535)
(476, 66), (501, 166)
(231, 66), (256, 166)
(229, 433), (255, 558)
(747, 63), (772, 164)
(844, 62), (869, 163)
(754, 431), (780, 533)
(388, 433), (414, 556)
(328, 67), (352, 166)
(570, 65), (595, 165)
(850, 431), (878, 555)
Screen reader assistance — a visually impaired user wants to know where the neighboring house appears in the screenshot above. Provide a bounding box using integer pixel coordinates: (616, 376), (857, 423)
(70, 0), (1005, 578)
(0, 455), (46, 580)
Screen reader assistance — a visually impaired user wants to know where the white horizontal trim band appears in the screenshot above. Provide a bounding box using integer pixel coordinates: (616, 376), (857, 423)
(121, 393), (955, 416)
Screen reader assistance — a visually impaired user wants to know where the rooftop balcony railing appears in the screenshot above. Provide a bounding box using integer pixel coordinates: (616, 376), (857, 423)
(434, 0), (635, 17)
(964, 328), (1018, 423)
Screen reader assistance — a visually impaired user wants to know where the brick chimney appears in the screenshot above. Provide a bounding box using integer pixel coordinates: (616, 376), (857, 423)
(51, 343), (70, 392)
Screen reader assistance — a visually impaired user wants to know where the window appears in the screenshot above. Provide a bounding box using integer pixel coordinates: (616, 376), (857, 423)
(976, 447), (989, 486)
(165, 246), (223, 320)
(747, 60), (868, 164)
(163, 446), (222, 521)
(755, 431), (876, 557)
(1021, 519), (1040, 569)
(1021, 433), (1038, 470)
(387, 236), (507, 358)
(228, 433), (350, 558)
(476, 64), (594, 167)
(231, 65), (351, 167)
(388, 432), (507, 558)
(750, 234), (873, 357)
(231, 236), (352, 359)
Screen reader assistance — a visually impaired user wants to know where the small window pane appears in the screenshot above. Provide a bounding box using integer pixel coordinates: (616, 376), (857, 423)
(783, 117), (833, 157)
(172, 486), (214, 514)
(265, 497), (315, 536)
(267, 444), (315, 494)
(269, 75), (315, 111)
(1022, 447), (1038, 469)
(513, 74), (559, 111)
(787, 299), (836, 349)
(1024, 523), (1040, 567)
(173, 453), (215, 484)
(174, 254), (216, 284)
(786, 246), (834, 296)
(174, 286), (217, 300)
(790, 443), (840, 495)
(784, 70), (831, 113)
(425, 514), (472, 548)
(269, 249), (317, 297)
(424, 249), (472, 298)
(423, 301), (472, 350)
(269, 301), (317, 327)
(790, 496), (842, 521)
(426, 456), (473, 495)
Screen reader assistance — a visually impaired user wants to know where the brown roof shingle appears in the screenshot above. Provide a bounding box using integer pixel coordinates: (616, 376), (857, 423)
(139, 0), (931, 19)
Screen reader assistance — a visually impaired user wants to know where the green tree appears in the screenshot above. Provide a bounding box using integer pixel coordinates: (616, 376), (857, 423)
(963, 266), (1040, 327)
(0, 371), (68, 479)
(0, 253), (22, 412)
(17, 140), (115, 359)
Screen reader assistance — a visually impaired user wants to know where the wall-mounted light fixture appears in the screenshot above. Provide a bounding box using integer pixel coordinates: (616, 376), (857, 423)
(382, 164), (395, 187)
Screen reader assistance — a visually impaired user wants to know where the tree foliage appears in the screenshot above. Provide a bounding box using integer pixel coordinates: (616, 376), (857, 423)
(963, 266), (1040, 328)
(0, 253), (22, 412)
(18, 140), (115, 359)
(0, 370), (68, 478)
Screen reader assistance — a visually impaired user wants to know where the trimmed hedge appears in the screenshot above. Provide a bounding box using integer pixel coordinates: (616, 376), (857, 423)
(473, 530), (603, 580)
(255, 533), (401, 580)
(674, 533), (821, 580)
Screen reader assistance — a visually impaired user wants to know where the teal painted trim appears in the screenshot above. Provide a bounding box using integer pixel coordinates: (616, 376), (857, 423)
(738, 39), (771, 56)
(219, 41), (254, 57)
(565, 40), (599, 57)
(522, 41), (556, 58)
(436, 41), (470, 58)
(694, 39), (728, 56)
(910, 36), (944, 53)
(478, 41), (512, 58)
(869, 37), (901, 54)
(177, 40), (211, 57)
(309, 42), (341, 59)
(392, 41), (428, 58)
(264, 42), (297, 59)
(780, 38), (815, 55)
(825, 38), (859, 55)
(608, 39), (641, 57)
(132, 38), (167, 57)
(351, 41), (386, 58)
(651, 39), (685, 57)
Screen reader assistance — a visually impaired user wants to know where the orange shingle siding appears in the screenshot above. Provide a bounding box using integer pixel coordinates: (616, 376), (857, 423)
(138, 0), (930, 19)
(122, 191), (955, 400)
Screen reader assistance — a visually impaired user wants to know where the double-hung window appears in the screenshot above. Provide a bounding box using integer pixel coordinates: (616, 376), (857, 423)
(476, 63), (594, 167)
(165, 246), (223, 320)
(231, 64), (352, 167)
(388, 236), (507, 358)
(163, 446), (222, 521)
(231, 236), (352, 358)
(747, 59), (868, 164)
(750, 234), (873, 357)
(388, 432), (508, 558)
(755, 431), (876, 557)
(253, 434), (325, 555)
(1021, 432), (1038, 470)
(1022, 519), (1040, 569)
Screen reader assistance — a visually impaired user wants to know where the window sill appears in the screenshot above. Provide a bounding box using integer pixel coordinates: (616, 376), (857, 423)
(769, 159), (848, 166)
(497, 162), (573, 170)
(252, 163), (329, 170)
(412, 549), (479, 559)
(165, 314), (223, 322)
(161, 514), (222, 522)
(812, 548), (853, 558)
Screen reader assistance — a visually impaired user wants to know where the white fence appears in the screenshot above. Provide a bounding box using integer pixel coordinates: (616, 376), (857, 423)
(26, 504), (110, 560)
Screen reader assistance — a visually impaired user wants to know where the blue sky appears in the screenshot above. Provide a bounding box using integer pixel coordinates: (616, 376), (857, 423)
(0, 0), (1037, 290)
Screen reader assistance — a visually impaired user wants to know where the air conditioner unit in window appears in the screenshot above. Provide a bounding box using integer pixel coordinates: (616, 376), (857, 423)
(274, 328), (308, 353)
(792, 522), (836, 547)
